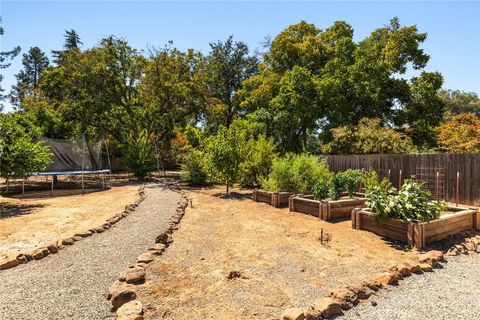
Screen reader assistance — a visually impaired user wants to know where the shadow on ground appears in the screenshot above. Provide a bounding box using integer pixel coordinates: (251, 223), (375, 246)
(0, 203), (46, 220)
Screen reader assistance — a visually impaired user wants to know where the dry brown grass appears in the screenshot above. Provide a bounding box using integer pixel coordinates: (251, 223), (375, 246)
(0, 184), (139, 262)
(138, 186), (420, 319)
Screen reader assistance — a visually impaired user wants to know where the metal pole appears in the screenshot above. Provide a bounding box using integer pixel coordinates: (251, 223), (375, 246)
(456, 171), (460, 207)
(81, 133), (85, 196)
(436, 171), (440, 200)
(103, 139), (112, 186)
(51, 176), (54, 193)
(388, 169), (391, 181)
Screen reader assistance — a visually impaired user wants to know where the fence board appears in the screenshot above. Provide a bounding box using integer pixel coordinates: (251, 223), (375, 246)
(323, 154), (480, 206)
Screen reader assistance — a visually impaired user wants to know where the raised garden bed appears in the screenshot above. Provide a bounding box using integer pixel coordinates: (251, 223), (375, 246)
(352, 206), (480, 249)
(289, 193), (366, 221)
(252, 190), (293, 208)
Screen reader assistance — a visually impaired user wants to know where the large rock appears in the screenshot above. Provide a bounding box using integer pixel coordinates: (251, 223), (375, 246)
(126, 268), (146, 284)
(137, 252), (155, 264)
(373, 272), (397, 286)
(389, 262), (413, 277)
(75, 231), (93, 237)
(0, 259), (20, 270)
(419, 250), (444, 267)
(306, 297), (343, 319)
(62, 238), (75, 245)
(16, 254), (29, 264)
(419, 263), (433, 272)
(329, 287), (358, 310)
(116, 300), (143, 320)
(47, 244), (59, 254)
(345, 283), (373, 300)
(280, 308), (305, 320)
(155, 233), (173, 245)
(109, 281), (137, 311)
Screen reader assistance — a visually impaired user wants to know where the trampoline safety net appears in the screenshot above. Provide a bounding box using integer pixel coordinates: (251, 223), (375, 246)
(37, 134), (109, 173)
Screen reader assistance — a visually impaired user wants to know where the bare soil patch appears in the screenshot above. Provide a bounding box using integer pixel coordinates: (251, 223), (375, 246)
(0, 184), (139, 262)
(137, 186), (420, 319)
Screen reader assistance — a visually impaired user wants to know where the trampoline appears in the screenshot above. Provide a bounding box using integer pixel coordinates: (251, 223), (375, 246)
(24, 134), (112, 196)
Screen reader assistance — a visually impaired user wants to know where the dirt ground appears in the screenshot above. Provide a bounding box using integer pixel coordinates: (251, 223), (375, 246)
(0, 183), (140, 262)
(138, 186), (420, 320)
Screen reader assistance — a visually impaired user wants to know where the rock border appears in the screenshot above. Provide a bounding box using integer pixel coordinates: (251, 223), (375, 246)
(281, 230), (480, 320)
(0, 185), (147, 271)
(107, 185), (188, 320)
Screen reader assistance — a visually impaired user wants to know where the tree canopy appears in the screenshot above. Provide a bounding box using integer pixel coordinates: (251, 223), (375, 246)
(1, 17), (478, 180)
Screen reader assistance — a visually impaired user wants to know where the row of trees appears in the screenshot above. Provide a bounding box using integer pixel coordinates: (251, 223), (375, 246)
(1, 17), (479, 181)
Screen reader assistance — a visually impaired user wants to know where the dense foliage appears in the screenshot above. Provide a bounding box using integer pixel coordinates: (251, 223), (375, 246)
(436, 114), (480, 153)
(322, 118), (413, 154)
(0, 113), (52, 181)
(364, 172), (446, 224)
(180, 149), (208, 186)
(261, 154), (331, 193)
(1, 17), (478, 182)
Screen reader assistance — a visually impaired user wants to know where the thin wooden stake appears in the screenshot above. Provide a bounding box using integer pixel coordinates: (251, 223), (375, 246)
(456, 171), (460, 207)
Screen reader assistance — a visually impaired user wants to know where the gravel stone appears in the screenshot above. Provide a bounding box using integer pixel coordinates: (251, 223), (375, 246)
(340, 254), (480, 320)
(0, 184), (180, 320)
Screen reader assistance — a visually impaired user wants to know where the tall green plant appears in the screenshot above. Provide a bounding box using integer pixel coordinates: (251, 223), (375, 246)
(329, 169), (362, 200)
(261, 154), (331, 193)
(180, 149), (207, 186)
(123, 129), (154, 179)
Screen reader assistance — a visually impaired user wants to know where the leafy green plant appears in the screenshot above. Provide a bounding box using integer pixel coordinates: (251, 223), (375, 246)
(180, 149), (207, 186)
(123, 129), (154, 179)
(365, 174), (446, 224)
(313, 179), (330, 200)
(0, 113), (52, 181)
(260, 154), (331, 193)
(239, 135), (277, 187)
(329, 169), (362, 200)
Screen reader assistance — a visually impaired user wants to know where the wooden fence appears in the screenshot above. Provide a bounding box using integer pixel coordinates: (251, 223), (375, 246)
(322, 154), (480, 206)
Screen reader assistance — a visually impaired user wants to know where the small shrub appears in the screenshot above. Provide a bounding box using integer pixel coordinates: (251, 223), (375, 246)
(181, 149), (207, 186)
(313, 179), (330, 200)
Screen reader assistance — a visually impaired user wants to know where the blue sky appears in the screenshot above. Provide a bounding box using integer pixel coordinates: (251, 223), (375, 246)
(1, 1), (479, 112)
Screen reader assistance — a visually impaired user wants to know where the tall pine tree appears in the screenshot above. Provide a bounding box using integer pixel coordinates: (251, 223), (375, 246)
(10, 47), (49, 106)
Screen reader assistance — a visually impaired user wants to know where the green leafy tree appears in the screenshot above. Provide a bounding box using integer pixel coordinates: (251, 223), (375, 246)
(0, 113), (52, 186)
(0, 18), (21, 110)
(204, 36), (258, 129)
(204, 125), (245, 194)
(322, 118), (413, 154)
(240, 18), (437, 151)
(439, 89), (480, 117)
(141, 47), (206, 172)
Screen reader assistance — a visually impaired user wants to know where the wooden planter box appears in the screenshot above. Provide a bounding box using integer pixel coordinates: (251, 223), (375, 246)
(352, 206), (480, 249)
(252, 190), (293, 208)
(289, 193), (366, 221)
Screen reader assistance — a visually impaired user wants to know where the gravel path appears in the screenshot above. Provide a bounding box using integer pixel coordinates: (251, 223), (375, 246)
(0, 184), (181, 320)
(340, 254), (480, 320)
